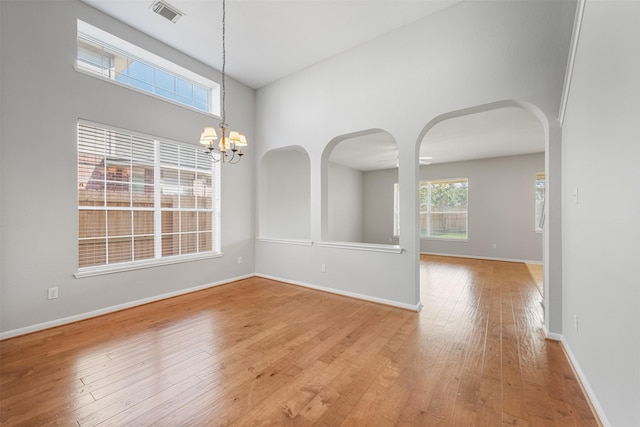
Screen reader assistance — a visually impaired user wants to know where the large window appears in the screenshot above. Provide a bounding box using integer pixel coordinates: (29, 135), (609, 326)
(419, 178), (468, 240)
(76, 20), (219, 115)
(535, 171), (545, 232)
(77, 122), (220, 275)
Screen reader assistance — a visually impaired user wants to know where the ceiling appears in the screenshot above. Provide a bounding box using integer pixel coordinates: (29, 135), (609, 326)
(331, 107), (544, 171)
(81, 0), (462, 89)
(80, 1), (545, 166)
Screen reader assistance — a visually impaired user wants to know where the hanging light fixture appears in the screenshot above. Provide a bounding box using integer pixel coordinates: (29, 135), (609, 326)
(200, 0), (247, 164)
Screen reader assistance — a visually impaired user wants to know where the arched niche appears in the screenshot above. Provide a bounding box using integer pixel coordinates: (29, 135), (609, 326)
(322, 129), (399, 245)
(258, 146), (311, 241)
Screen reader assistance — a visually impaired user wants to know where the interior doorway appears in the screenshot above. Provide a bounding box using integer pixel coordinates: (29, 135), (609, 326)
(416, 103), (546, 301)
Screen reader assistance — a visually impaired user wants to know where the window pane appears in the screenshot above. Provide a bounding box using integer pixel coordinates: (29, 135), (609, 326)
(198, 232), (212, 252)
(181, 211), (197, 233)
(133, 211), (154, 235)
(79, 238), (106, 268)
(79, 210), (106, 238)
(108, 237), (132, 263)
(162, 234), (179, 257)
(162, 211), (177, 234)
(180, 170), (196, 209)
(176, 96), (194, 108)
(132, 185), (154, 207)
(194, 85), (208, 105)
(198, 212), (212, 231)
(129, 61), (152, 84)
(181, 233), (197, 255)
(154, 69), (175, 92)
(160, 168), (180, 199)
(134, 236), (155, 261)
(107, 210), (132, 237)
(177, 78), (193, 98)
(419, 179), (468, 239)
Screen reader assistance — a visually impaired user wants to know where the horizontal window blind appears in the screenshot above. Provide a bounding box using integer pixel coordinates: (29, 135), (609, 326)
(78, 122), (220, 271)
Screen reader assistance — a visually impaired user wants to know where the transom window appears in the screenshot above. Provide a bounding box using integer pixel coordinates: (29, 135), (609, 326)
(76, 20), (219, 115)
(419, 178), (469, 240)
(77, 122), (220, 275)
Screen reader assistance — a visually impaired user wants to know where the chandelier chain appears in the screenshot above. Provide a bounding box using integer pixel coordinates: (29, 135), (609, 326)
(221, 0), (226, 127)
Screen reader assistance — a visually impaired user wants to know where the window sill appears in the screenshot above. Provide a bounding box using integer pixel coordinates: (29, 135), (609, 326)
(256, 237), (313, 246)
(421, 237), (469, 243)
(318, 241), (403, 254)
(74, 252), (223, 278)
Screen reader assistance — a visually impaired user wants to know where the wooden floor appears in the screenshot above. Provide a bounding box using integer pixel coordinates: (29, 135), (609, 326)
(0, 256), (599, 426)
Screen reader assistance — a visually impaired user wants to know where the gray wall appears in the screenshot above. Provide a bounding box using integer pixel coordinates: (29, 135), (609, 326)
(363, 168), (398, 245)
(259, 148), (310, 240)
(0, 0), (255, 335)
(327, 162), (363, 242)
(420, 153), (544, 262)
(561, 1), (640, 425)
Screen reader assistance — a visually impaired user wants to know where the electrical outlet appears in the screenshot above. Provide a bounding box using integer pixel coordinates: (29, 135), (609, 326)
(492, 243), (497, 249)
(574, 314), (579, 332)
(321, 264), (326, 273)
(237, 256), (243, 264)
(48, 287), (59, 300)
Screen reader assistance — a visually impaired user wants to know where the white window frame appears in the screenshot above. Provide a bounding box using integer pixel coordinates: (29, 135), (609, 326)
(76, 20), (220, 116)
(76, 121), (222, 278)
(393, 182), (400, 237)
(535, 171), (545, 233)
(419, 177), (469, 241)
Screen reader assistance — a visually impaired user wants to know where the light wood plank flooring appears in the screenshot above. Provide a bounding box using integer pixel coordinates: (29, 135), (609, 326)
(0, 256), (599, 426)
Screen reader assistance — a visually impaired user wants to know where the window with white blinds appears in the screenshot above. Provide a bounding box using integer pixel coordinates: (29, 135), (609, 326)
(77, 122), (220, 274)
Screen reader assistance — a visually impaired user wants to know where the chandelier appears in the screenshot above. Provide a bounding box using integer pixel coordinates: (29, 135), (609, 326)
(200, 0), (247, 164)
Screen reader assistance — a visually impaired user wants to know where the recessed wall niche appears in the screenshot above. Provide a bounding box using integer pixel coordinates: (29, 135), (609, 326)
(322, 129), (399, 245)
(258, 146), (311, 240)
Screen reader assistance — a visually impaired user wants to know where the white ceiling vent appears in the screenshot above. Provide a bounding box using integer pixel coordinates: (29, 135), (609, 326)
(150, 0), (184, 23)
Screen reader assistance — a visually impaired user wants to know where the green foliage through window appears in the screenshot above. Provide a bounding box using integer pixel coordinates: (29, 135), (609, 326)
(419, 178), (468, 239)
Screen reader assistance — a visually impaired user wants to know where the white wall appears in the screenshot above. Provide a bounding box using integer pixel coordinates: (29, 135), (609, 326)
(420, 153), (544, 262)
(259, 148), (310, 240)
(0, 1), (255, 335)
(328, 162), (363, 242)
(363, 168), (398, 245)
(256, 0), (575, 312)
(561, 1), (640, 425)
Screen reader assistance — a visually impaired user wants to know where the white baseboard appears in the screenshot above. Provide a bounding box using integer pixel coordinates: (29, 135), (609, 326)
(255, 273), (422, 312)
(558, 336), (610, 427)
(544, 327), (563, 342)
(420, 251), (542, 265)
(0, 274), (254, 340)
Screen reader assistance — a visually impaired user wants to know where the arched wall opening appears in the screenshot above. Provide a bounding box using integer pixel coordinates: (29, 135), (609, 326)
(321, 129), (399, 245)
(414, 100), (561, 336)
(258, 146), (311, 241)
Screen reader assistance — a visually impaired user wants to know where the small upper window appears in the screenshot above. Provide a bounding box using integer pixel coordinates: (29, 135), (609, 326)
(76, 20), (220, 115)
